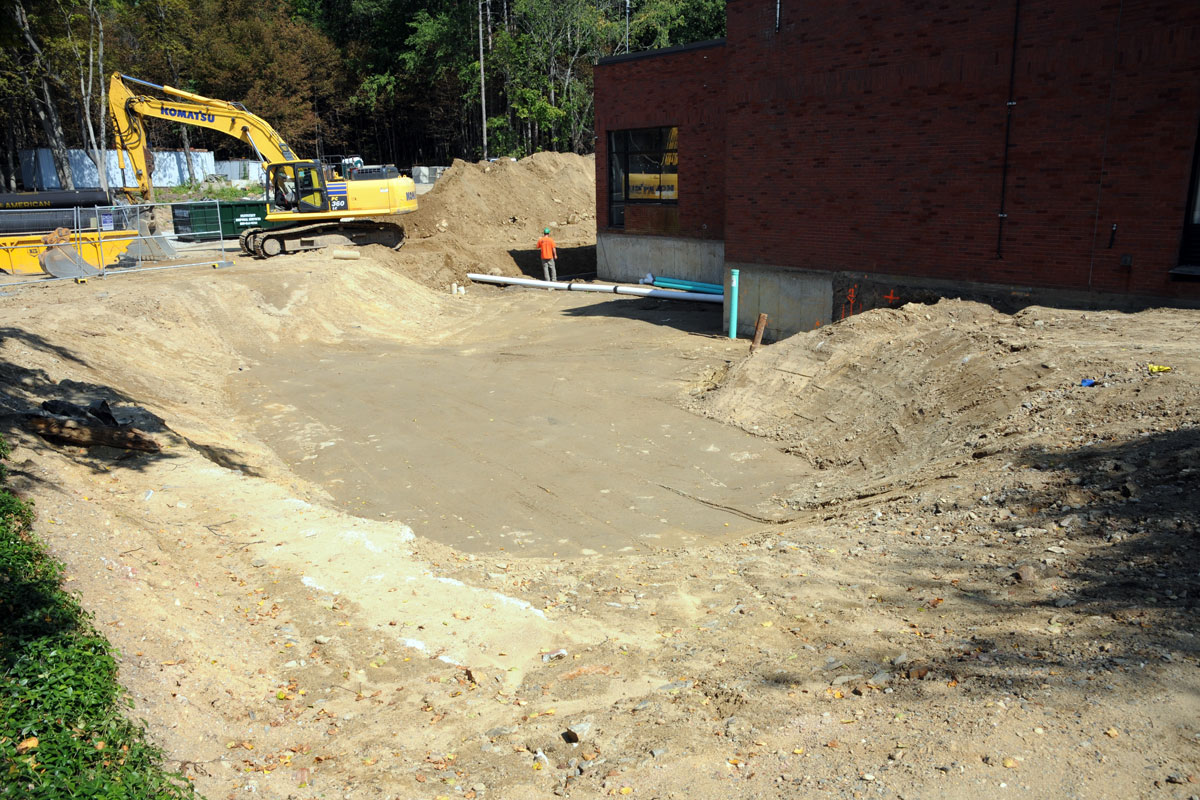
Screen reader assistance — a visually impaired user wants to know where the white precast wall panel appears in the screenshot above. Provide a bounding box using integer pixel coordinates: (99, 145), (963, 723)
(211, 160), (266, 183)
(20, 149), (217, 190)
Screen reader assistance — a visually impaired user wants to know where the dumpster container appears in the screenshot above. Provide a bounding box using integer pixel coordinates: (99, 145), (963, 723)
(171, 200), (289, 242)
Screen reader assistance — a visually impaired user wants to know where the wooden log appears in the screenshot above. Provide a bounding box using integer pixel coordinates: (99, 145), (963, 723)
(24, 415), (161, 452)
(750, 313), (769, 353)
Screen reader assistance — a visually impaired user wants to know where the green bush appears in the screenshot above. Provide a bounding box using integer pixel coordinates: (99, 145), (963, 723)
(158, 181), (258, 204)
(0, 435), (199, 799)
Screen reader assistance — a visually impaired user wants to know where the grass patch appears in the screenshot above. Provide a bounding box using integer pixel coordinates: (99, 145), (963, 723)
(0, 436), (199, 798)
(156, 180), (260, 204)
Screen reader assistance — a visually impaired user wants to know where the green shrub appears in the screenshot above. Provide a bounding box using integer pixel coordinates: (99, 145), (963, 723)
(0, 435), (200, 799)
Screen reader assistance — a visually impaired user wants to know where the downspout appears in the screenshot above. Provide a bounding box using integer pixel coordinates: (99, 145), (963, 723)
(1086, 0), (1125, 292)
(995, 0), (1020, 259)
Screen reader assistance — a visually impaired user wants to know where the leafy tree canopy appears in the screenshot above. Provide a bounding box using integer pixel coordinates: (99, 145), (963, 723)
(1, 0), (726, 186)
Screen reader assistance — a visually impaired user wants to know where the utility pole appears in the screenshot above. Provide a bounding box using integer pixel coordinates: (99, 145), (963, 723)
(479, 0), (488, 161)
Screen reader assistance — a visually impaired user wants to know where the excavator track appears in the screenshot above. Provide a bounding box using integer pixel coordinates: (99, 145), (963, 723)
(238, 226), (261, 255)
(244, 220), (404, 258)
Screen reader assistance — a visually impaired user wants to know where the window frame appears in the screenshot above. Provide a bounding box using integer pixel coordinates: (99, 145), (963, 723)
(608, 126), (678, 229)
(1181, 120), (1200, 267)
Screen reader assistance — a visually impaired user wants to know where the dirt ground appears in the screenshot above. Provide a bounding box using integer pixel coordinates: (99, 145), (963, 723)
(1, 153), (1198, 800)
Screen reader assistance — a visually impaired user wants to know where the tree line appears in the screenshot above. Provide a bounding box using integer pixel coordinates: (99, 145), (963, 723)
(1, 0), (724, 191)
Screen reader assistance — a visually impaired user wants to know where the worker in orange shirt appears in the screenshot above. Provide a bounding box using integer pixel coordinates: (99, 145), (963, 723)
(537, 227), (558, 282)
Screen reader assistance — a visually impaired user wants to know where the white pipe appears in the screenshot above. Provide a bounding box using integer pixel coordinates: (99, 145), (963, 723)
(467, 273), (723, 303)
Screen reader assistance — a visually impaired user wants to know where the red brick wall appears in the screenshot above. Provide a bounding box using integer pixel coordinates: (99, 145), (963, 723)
(723, 0), (1200, 297)
(594, 43), (726, 239)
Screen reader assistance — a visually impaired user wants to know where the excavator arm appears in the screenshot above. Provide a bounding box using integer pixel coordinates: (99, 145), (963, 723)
(108, 73), (299, 200)
(106, 71), (416, 259)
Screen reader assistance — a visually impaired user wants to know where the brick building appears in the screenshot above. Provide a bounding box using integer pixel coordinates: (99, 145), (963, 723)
(594, 1), (1200, 337)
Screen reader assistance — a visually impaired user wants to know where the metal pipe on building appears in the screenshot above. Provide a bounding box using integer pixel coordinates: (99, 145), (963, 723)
(996, 0), (1021, 259)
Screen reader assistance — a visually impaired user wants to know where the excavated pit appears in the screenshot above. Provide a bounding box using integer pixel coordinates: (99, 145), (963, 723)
(229, 293), (797, 557)
(1, 153), (1198, 800)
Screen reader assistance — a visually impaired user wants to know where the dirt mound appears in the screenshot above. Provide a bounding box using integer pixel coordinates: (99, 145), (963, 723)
(693, 300), (1039, 473)
(372, 152), (597, 290)
(402, 152), (595, 245)
(692, 298), (1200, 503)
(0, 256), (470, 485)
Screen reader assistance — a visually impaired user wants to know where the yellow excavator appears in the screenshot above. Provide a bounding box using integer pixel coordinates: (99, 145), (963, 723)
(108, 73), (417, 257)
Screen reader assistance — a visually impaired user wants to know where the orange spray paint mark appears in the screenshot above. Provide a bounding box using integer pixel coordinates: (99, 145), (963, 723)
(840, 284), (860, 320)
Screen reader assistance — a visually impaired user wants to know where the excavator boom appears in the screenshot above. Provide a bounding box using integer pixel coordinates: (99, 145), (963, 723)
(109, 73), (298, 200)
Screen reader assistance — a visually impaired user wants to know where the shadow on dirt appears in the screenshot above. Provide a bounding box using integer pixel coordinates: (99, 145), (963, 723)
(182, 435), (262, 477)
(507, 244), (596, 280)
(559, 296), (723, 336)
(503, 246), (725, 335)
(0, 327), (260, 477)
(1013, 427), (1200, 618)
(868, 427), (1200, 697)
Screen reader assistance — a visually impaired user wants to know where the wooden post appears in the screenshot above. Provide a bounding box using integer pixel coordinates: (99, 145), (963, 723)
(750, 313), (768, 353)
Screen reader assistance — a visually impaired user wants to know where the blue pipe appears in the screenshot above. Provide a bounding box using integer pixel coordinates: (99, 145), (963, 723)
(657, 281), (720, 293)
(645, 273), (724, 293)
(728, 269), (739, 339)
(652, 279), (722, 295)
(664, 279), (724, 293)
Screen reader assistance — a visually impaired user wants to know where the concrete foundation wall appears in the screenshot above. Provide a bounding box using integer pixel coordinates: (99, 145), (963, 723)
(597, 232), (724, 285)
(724, 263), (1200, 344)
(724, 264), (834, 341)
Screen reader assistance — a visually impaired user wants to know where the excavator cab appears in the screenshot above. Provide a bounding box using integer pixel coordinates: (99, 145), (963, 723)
(267, 162), (330, 214)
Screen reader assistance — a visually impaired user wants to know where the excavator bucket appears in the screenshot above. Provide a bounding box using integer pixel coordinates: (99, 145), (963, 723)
(119, 212), (178, 263)
(38, 245), (103, 279)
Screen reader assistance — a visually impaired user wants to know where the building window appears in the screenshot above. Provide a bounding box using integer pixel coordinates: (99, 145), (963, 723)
(1182, 122), (1200, 267)
(608, 126), (678, 228)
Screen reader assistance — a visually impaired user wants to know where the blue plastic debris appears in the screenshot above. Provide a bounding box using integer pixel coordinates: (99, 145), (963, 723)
(1081, 379), (1096, 387)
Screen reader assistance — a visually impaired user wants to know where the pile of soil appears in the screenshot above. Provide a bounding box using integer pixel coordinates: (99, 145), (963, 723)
(379, 152), (597, 290)
(693, 298), (1200, 508)
(403, 152), (595, 243)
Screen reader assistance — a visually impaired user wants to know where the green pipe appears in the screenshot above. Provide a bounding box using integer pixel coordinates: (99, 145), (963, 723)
(657, 281), (720, 293)
(642, 273), (724, 293)
(651, 279), (723, 295)
(650, 275), (723, 292)
(666, 279), (724, 292)
(728, 269), (739, 339)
